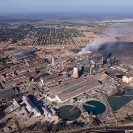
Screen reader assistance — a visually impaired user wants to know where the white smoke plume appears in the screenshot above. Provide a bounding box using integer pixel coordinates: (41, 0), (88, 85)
(77, 22), (133, 55)
(78, 37), (115, 55)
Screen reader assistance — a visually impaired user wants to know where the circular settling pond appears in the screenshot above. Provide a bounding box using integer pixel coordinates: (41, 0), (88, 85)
(83, 100), (106, 114)
(58, 105), (81, 121)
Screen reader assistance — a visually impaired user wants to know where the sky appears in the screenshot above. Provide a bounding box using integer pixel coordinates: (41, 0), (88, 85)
(0, 0), (133, 14)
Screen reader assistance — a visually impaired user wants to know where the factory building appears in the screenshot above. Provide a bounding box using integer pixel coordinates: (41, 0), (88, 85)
(26, 58), (45, 67)
(47, 95), (62, 103)
(9, 47), (37, 60)
(40, 74), (68, 86)
(47, 73), (107, 103)
(22, 96), (41, 117)
(57, 80), (100, 103)
(122, 75), (133, 83)
(9, 99), (20, 111)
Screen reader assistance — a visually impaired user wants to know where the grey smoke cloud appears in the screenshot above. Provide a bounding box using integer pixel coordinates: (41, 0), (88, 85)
(77, 22), (133, 55)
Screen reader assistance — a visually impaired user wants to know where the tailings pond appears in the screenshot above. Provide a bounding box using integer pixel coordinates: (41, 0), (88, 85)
(83, 100), (106, 114)
(108, 95), (133, 111)
(58, 105), (81, 121)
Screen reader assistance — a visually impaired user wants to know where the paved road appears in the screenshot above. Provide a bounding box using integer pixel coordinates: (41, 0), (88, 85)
(66, 125), (133, 133)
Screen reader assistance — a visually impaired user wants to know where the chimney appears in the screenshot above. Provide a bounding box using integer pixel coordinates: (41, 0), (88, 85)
(72, 67), (79, 79)
(90, 66), (92, 75)
(40, 78), (44, 85)
(52, 58), (54, 66)
(102, 56), (104, 65)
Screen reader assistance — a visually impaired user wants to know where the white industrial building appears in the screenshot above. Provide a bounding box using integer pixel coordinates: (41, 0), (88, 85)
(22, 96), (41, 117)
(47, 95), (62, 103)
(9, 99), (20, 111)
(122, 76), (133, 84)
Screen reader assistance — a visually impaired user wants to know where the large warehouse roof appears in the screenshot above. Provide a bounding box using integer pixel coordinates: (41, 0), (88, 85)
(9, 47), (37, 60)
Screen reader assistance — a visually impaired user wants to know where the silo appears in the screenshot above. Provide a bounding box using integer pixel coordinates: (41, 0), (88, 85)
(72, 67), (79, 79)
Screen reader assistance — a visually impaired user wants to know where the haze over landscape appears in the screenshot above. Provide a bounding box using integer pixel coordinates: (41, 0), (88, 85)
(0, 0), (133, 14)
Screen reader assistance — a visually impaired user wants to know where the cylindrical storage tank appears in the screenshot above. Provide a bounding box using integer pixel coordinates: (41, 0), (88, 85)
(72, 67), (79, 79)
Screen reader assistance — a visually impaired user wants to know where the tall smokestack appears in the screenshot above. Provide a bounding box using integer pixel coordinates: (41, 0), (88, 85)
(102, 56), (104, 65)
(90, 66), (92, 75)
(52, 58), (54, 66)
(40, 78), (44, 85)
(72, 67), (79, 79)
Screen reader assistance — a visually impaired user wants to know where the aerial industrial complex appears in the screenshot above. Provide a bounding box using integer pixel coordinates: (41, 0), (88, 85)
(0, 18), (133, 133)
(1, 42), (133, 133)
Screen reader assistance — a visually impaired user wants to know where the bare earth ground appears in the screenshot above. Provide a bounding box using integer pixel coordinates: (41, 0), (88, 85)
(0, 41), (11, 49)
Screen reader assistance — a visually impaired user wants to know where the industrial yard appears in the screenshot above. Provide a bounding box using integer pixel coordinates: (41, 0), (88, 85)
(0, 15), (133, 133)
